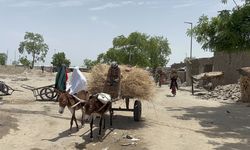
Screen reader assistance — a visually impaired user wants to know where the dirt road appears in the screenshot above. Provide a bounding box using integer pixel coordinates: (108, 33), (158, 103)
(1, 74), (250, 150)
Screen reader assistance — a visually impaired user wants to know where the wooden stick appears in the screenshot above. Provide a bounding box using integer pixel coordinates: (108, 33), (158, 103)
(72, 95), (87, 103)
(71, 101), (81, 108)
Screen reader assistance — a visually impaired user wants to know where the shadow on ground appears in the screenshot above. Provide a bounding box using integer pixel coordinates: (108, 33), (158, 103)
(75, 114), (147, 150)
(0, 112), (18, 139)
(166, 103), (250, 150)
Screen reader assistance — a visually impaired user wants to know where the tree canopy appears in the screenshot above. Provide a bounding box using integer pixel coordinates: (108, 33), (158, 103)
(83, 58), (97, 69)
(19, 56), (31, 67)
(94, 32), (171, 70)
(191, 2), (250, 52)
(0, 53), (7, 65)
(51, 52), (71, 67)
(18, 32), (49, 69)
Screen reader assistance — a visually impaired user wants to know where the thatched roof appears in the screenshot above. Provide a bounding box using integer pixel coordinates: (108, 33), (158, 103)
(237, 67), (250, 77)
(192, 71), (224, 81)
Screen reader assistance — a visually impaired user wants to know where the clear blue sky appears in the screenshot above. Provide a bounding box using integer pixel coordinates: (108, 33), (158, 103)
(0, 0), (243, 66)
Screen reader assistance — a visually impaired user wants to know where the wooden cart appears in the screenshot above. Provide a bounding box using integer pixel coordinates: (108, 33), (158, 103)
(21, 84), (58, 101)
(110, 96), (142, 122)
(0, 81), (22, 96)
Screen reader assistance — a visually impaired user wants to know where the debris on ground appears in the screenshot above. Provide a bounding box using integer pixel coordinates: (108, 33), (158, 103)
(198, 83), (241, 101)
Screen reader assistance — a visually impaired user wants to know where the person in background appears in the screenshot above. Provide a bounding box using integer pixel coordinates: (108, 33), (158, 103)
(55, 64), (68, 92)
(158, 69), (165, 87)
(170, 69), (178, 96)
(41, 65), (44, 73)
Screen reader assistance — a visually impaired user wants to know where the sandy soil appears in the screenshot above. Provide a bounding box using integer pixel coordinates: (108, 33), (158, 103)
(1, 70), (250, 150)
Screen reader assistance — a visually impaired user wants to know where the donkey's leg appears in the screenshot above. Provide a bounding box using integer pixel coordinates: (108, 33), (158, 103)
(81, 108), (85, 126)
(90, 116), (94, 139)
(103, 116), (106, 129)
(98, 116), (103, 136)
(70, 114), (74, 131)
(109, 108), (114, 126)
(73, 109), (79, 130)
(109, 106), (113, 126)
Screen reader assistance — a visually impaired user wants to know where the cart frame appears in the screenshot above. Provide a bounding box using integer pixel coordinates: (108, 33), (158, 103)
(21, 84), (58, 101)
(110, 96), (142, 122)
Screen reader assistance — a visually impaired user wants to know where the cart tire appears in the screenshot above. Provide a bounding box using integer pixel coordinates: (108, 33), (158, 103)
(133, 100), (142, 121)
(45, 88), (57, 100)
(40, 88), (57, 101)
(2, 84), (9, 95)
(39, 89), (46, 100)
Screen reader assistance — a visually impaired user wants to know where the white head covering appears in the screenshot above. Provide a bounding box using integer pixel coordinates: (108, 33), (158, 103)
(66, 66), (87, 94)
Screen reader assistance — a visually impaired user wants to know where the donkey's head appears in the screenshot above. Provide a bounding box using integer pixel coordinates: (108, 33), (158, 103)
(57, 91), (70, 114)
(57, 90), (90, 114)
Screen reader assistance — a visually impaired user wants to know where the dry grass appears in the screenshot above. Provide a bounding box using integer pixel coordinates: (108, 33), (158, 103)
(88, 64), (154, 100)
(88, 64), (109, 94)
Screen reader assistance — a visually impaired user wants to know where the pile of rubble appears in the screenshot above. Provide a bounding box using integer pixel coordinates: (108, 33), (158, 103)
(200, 83), (241, 101)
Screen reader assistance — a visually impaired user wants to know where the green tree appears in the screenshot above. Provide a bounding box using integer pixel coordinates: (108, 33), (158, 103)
(83, 59), (97, 69)
(19, 56), (31, 67)
(221, 0), (250, 5)
(96, 53), (109, 63)
(0, 53), (7, 65)
(18, 32), (49, 69)
(98, 32), (171, 70)
(147, 36), (171, 70)
(51, 52), (71, 67)
(191, 4), (250, 53)
(112, 32), (149, 66)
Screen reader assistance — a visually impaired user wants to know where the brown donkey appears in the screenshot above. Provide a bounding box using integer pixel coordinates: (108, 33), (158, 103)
(57, 90), (89, 131)
(84, 93), (113, 139)
(73, 93), (113, 139)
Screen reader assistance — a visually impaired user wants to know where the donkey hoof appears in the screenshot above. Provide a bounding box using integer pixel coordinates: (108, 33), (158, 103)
(90, 137), (94, 142)
(98, 138), (103, 142)
(97, 135), (103, 141)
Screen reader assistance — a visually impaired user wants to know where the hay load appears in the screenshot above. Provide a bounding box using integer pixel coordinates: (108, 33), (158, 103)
(121, 67), (154, 100)
(88, 64), (154, 100)
(88, 64), (109, 94)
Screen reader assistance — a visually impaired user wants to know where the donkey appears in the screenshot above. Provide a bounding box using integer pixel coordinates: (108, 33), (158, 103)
(73, 93), (113, 139)
(57, 90), (89, 131)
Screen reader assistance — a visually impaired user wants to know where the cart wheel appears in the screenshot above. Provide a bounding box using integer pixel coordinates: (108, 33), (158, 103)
(133, 100), (142, 121)
(2, 84), (9, 95)
(40, 88), (57, 100)
(39, 89), (47, 100)
(45, 88), (57, 100)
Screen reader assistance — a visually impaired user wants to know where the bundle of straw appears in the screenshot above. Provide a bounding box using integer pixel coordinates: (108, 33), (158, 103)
(88, 64), (109, 94)
(120, 67), (154, 100)
(88, 64), (154, 100)
(240, 76), (250, 102)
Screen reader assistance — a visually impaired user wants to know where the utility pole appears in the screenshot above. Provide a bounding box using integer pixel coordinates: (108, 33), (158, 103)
(185, 22), (194, 91)
(184, 22), (193, 58)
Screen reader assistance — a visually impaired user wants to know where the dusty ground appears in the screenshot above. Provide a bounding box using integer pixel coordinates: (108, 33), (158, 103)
(1, 70), (250, 150)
